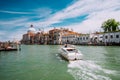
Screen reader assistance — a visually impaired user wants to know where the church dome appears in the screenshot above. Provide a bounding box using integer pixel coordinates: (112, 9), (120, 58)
(28, 25), (36, 33)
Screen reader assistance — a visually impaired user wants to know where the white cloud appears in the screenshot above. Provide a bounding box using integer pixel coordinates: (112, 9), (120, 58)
(0, 31), (6, 36)
(38, 0), (120, 33)
(34, 8), (52, 17)
(60, 10), (120, 33)
(1, 0), (120, 41)
(0, 18), (29, 41)
(0, 28), (26, 41)
(0, 18), (28, 26)
(44, 0), (120, 23)
(0, 10), (31, 14)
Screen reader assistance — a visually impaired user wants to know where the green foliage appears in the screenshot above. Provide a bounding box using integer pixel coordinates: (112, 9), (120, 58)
(101, 18), (120, 32)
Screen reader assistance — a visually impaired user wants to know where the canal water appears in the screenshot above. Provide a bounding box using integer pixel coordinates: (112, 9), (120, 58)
(0, 45), (120, 80)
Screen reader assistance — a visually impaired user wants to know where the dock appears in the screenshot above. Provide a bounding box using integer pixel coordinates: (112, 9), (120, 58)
(0, 41), (21, 51)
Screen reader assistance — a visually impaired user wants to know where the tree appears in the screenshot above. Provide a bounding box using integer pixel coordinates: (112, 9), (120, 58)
(101, 18), (120, 32)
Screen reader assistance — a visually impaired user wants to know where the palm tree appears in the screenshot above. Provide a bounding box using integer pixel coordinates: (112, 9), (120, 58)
(101, 18), (120, 32)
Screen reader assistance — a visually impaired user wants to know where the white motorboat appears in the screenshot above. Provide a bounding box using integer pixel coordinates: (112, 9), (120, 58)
(60, 45), (83, 61)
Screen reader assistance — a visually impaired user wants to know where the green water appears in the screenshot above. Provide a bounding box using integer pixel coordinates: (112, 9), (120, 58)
(0, 45), (120, 80)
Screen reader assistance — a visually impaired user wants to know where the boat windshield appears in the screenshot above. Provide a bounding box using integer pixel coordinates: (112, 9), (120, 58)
(66, 49), (78, 53)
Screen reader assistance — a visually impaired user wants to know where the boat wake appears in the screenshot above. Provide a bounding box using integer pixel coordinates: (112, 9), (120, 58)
(68, 60), (115, 80)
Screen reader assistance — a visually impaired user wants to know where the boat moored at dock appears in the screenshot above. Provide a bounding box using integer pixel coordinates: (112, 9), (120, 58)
(0, 41), (21, 51)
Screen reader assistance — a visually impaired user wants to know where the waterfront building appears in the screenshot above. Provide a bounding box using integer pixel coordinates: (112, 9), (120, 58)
(22, 25), (36, 44)
(22, 33), (30, 44)
(43, 33), (49, 44)
(34, 31), (49, 44)
(48, 28), (65, 44)
(89, 32), (104, 45)
(27, 25), (36, 44)
(61, 30), (80, 44)
(52, 29), (61, 44)
(21, 25), (120, 45)
(34, 31), (42, 44)
(22, 25), (49, 44)
(103, 31), (120, 45)
(76, 31), (120, 45)
(49, 28), (60, 44)
(76, 34), (90, 45)
(48, 28), (79, 44)
(114, 32), (120, 43)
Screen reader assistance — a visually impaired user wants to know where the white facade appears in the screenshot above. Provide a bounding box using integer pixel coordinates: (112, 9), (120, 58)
(103, 32), (120, 44)
(90, 33), (104, 44)
(114, 32), (120, 43)
(22, 34), (29, 41)
(76, 34), (90, 44)
(61, 34), (78, 44)
(76, 31), (120, 45)
(28, 27), (36, 32)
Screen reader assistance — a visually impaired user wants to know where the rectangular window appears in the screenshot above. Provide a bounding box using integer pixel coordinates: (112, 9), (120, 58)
(86, 37), (88, 40)
(105, 36), (108, 39)
(110, 35), (113, 38)
(83, 37), (85, 40)
(116, 35), (119, 38)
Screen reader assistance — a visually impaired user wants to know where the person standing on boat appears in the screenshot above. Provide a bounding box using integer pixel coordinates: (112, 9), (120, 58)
(64, 44), (67, 47)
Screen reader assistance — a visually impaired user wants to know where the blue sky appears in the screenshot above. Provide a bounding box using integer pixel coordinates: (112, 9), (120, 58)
(0, 0), (120, 41)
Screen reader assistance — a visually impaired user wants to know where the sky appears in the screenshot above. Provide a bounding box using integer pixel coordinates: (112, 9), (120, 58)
(0, 0), (120, 41)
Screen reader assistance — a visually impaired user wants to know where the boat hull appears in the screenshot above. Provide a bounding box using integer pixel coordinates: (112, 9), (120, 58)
(60, 53), (83, 61)
(60, 48), (83, 61)
(0, 48), (18, 51)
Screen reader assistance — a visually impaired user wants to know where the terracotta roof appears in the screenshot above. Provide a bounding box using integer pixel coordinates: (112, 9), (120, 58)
(44, 33), (49, 35)
(62, 31), (80, 36)
(49, 29), (60, 32)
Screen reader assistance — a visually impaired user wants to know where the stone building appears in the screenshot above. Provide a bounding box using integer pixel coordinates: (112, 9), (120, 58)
(48, 28), (60, 44)
(48, 28), (80, 45)
(61, 31), (80, 44)
(22, 25), (49, 44)
(21, 25), (120, 45)
(22, 25), (36, 44)
(76, 34), (90, 45)
(103, 31), (120, 45)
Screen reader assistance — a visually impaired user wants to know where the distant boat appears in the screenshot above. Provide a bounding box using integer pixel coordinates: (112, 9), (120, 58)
(0, 48), (18, 51)
(0, 43), (21, 51)
(60, 44), (83, 61)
